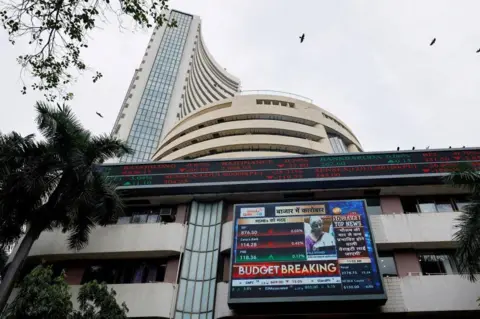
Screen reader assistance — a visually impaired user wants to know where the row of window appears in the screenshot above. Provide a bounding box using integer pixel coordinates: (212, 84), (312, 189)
(256, 99), (295, 108)
(113, 207), (176, 225)
(401, 196), (469, 213)
(81, 259), (167, 285)
(378, 251), (460, 277)
(121, 11), (192, 162)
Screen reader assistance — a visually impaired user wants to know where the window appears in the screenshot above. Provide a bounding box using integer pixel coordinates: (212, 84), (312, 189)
(378, 252), (397, 277)
(401, 196), (461, 213)
(366, 198), (382, 215)
(418, 252), (458, 275)
(328, 134), (348, 153)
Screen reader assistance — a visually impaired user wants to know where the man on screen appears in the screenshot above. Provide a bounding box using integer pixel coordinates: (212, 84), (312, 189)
(305, 216), (335, 252)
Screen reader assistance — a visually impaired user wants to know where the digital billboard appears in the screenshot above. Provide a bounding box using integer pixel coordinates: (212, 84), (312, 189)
(97, 149), (480, 196)
(228, 200), (387, 306)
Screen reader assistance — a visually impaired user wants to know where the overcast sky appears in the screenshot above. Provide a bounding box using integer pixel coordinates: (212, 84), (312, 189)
(1, 0), (479, 152)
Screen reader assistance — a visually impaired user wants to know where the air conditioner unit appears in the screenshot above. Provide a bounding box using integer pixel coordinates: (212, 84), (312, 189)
(159, 208), (173, 216)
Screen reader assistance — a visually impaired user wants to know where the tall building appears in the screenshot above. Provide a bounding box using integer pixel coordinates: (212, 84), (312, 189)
(111, 10), (240, 162)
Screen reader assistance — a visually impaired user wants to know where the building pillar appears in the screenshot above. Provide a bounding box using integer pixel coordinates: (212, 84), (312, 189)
(222, 254), (230, 282)
(394, 251), (422, 277)
(225, 204), (234, 222)
(176, 204), (189, 224)
(380, 196), (404, 214)
(164, 257), (180, 283)
(174, 201), (223, 318)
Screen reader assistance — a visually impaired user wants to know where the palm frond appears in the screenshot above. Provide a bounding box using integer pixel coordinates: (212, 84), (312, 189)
(453, 200), (480, 282)
(85, 134), (132, 164)
(444, 164), (480, 194)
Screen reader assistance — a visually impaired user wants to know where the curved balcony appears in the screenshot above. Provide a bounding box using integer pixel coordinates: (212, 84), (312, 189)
(10, 223), (186, 261)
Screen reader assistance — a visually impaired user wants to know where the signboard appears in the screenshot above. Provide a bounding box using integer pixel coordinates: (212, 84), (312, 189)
(228, 200), (386, 307)
(97, 148), (480, 195)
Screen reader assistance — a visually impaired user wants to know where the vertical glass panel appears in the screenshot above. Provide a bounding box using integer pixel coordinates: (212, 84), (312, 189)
(196, 203), (205, 226)
(185, 225), (195, 250)
(176, 279), (187, 311)
(175, 312), (183, 319)
(206, 311), (213, 319)
(192, 281), (203, 312)
(204, 252), (213, 280)
(188, 252), (199, 279)
(199, 314), (207, 319)
(209, 203), (218, 225)
(211, 251), (219, 278)
(191, 315), (199, 319)
(196, 253), (206, 280)
(183, 280), (195, 312)
(201, 278), (210, 312)
(189, 202), (198, 224)
(181, 250), (191, 278)
(207, 226), (215, 251)
(183, 314), (192, 319)
(215, 202), (222, 224)
(200, 203), (209, 226)
(199, 227), (209, 251)
(214, 224), (221, 248)
(207, 279), (216, 311)
(193, 226), (202, 251)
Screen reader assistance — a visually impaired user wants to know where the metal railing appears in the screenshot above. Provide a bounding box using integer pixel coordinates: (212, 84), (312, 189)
(238, 89), (313, 104)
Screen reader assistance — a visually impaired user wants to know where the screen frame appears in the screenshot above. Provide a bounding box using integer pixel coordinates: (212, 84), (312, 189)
(227, 199), (387, 306)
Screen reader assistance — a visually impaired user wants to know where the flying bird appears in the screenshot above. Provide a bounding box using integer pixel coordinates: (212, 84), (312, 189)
(476, 48), (480, 53)
(96, 112), (104, 118)
(430, 38), (436, 46)
(299, 33), (305, 43)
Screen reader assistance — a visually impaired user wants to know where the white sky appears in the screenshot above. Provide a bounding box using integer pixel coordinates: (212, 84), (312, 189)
(0, 0), (479, 151)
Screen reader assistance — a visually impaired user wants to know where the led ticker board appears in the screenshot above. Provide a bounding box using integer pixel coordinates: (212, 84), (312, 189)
(97, 148), (480, 194)
(228, 200), (386, 307)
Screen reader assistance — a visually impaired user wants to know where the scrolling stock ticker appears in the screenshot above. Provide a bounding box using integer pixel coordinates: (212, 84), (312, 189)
(228, 201), (386, 305)
(99, 149), (480, 188)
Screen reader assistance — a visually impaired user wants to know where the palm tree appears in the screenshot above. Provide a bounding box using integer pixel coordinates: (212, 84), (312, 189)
(0, 102), (132, 312)
(444, 166), (480, 282)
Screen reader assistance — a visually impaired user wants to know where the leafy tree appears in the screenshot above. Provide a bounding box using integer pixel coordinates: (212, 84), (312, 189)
(445, 166), (480, 281)
(2, 265), (128, 318)
(0, 101), (132, 312)
(2, 265), (73, 318)
(0, 0), (176, 101)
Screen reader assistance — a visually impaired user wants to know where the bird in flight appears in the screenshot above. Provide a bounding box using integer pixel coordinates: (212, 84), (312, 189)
(299, 33), (305, 43)
(430, 38), (436, 46)
(476, 48), (480, 53)
(96, 112), (103, 118)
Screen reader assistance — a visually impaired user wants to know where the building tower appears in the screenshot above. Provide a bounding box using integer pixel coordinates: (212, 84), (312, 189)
(111, 10), (240, 163)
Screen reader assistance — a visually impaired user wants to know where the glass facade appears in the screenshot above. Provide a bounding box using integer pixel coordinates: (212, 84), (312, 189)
(328, 133), (349, 153)
(121, 11), (193, 162)
(175, 201), (223, 319)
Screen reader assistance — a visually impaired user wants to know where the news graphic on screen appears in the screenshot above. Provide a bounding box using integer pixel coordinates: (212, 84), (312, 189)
(228, 200), (386, 305)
